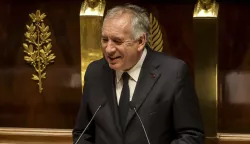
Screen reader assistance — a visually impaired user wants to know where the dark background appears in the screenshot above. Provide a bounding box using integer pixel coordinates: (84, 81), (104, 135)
(0, 0), (250, 135)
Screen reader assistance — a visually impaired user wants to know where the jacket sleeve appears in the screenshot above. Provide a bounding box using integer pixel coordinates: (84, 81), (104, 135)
(72, 64), (95, 144)
(171, 63), (205, 144)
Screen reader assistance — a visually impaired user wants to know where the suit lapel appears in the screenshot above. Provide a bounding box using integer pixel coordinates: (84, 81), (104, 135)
(125, 49), (161, 129)
(103, 62), (122, 135)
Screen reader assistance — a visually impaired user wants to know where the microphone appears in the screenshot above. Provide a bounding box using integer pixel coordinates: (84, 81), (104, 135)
(74, 101), (107, 144)
(129, 102), (151, 144)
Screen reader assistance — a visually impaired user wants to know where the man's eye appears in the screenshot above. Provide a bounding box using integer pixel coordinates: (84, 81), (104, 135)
(101, 38), (108, 43)
(113, 40), (123, 45)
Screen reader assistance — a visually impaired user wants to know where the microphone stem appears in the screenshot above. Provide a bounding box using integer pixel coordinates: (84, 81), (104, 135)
(74, 105), (102, 144)
(133, 108), (151, 144)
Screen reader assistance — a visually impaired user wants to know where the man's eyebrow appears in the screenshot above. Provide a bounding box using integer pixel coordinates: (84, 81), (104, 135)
(113, 37), (123, 40)
(110, 35), (125, 40)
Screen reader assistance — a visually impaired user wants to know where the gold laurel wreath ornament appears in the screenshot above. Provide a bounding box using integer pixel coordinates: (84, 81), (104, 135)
(23, 10), (55, 93)
(149, 13), (163, 52)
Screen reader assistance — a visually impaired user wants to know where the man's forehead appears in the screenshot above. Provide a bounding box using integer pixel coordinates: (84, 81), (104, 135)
(101, 31), (125, 40)
(103, 16), (131, 32)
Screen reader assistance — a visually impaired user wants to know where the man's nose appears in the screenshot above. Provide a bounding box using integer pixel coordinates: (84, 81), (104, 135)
(105, 41), (116, 53)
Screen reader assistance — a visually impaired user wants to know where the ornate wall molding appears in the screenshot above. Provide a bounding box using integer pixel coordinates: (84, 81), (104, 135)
(23, 10), (56, 93)
(218, 133), (250, 141)
(0, 128), (72, 143)
(149, 13), (163, 52)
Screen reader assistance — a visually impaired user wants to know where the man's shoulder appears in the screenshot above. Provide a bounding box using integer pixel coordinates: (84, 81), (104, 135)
(88, 57), (106, 68)
(85, 58), (106, 74)
(151, 50), (187, 69)
(150, 51), (190, 79)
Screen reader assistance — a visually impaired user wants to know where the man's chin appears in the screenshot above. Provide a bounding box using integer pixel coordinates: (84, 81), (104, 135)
(108, 63), (122, 71)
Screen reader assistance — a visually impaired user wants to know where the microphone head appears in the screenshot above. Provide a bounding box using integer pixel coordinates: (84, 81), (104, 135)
(129, 102), (136, 109)
(101, 100), (107, 107)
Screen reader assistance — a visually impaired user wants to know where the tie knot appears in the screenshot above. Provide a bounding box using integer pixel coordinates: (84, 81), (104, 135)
(122, 72), (130, 82)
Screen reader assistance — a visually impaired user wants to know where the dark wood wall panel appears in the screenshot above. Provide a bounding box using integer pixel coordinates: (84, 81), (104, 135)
(147, 4), (195, 74)
(218, 4), (250, 133)
(0, 0), (82, 128)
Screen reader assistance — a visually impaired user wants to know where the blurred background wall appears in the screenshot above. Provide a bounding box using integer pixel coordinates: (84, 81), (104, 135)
(0, 0), (250, 143)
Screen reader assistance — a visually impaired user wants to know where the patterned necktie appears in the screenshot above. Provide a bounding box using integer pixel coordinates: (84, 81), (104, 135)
(119, 72), (130, 131)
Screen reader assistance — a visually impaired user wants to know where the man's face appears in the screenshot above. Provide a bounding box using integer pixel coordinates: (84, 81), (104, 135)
(101, 13), (145, 71)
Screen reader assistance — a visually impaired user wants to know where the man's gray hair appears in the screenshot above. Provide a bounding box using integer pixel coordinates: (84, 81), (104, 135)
(104, 4), (150, 43)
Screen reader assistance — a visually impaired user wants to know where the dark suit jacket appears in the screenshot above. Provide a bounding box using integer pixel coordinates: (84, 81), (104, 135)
(73, 48), (204, 144)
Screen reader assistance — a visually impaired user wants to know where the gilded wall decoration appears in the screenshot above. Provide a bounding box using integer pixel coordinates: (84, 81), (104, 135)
(193, 0), (219, 17)
(23, 10), (56, 93)
(79, 0), (106, 90)
(149, 13), (163, 52)
(80, 0), (106, 16)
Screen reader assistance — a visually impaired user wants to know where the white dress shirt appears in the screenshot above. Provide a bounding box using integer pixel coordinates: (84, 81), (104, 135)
(115, 48), (147, 104)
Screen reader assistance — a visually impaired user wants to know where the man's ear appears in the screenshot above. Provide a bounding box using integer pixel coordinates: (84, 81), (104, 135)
(137, 33), (146, 51)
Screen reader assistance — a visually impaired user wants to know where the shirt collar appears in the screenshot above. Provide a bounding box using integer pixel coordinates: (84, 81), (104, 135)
(116, 48), (147, 83)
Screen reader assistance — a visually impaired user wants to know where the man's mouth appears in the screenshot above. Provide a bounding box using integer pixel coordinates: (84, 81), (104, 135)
(109, 56), (121, 61)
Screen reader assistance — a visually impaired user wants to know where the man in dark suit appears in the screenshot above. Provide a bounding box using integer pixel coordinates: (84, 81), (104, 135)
(73, 4), (204, 144)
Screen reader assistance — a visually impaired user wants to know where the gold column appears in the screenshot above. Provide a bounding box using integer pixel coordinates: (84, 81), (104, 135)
(79, 0), (106, 90)
(193, 0), (219, 138)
